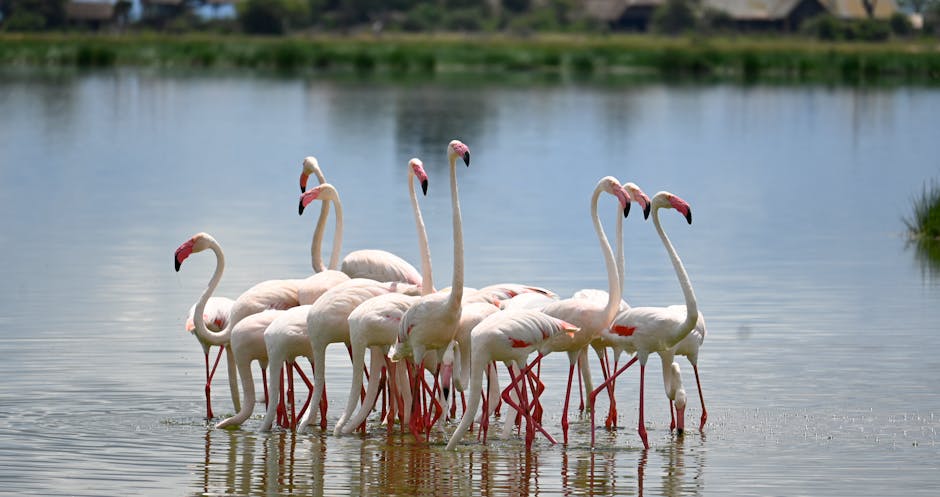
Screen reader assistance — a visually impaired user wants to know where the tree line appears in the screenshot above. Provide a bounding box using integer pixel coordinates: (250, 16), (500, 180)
(2, 0), (939, 39)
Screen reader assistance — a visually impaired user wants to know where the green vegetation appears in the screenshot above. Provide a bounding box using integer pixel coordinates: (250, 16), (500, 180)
(0, 33), (938, 84)
(905, 180), (940, 240)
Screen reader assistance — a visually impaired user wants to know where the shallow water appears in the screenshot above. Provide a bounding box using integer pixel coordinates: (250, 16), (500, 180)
(1, 68), (939, 496)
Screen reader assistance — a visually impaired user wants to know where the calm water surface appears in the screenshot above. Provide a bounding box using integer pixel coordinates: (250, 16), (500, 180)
(1, 68), (938, 496)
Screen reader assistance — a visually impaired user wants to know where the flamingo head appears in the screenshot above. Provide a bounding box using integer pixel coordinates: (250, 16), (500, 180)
(409, 158), (429, 196)
(299, 183), (339, 216)
(654, 191), (693, 225)
(671, 363), (687, 434)
(300, 156), (323, 193)
(174, 232), (214, 272)
(448, 140), (470, 167)
(623, 182), (651, 220)
(600, 176), (631, 218)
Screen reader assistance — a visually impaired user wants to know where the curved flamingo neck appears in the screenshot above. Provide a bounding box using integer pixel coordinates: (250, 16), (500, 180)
(410, 169), (434, 296)
(447, 153), (464, 310)
(652, 204), (698, 343)
(192, 240), (231, 346)
(590, 185), (622, 325)
(329, 195), (343, 270)
(615, 201), (625, 292)
(310, 199), (331, 272)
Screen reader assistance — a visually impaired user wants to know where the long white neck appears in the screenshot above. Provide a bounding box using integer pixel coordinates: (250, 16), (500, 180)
(447, 154), (464, 310)
(652, 205), (698, 345)
(410, 171), (434, 296)
(328, 195), (343, 270)
(615, 202), (625, 292)
(310, 199), (332, 272)
(192, 240), (231, 346)
(590, 186), (623, 325)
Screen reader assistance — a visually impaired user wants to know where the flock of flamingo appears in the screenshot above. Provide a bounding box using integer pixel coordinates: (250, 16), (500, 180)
(174, 139), (708, 451)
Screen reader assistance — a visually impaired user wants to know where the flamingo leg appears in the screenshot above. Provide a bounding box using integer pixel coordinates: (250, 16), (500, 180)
(293, 362), (313, 423)
(589, 356), (637, 447)
(606, 353), (618, 428)
(502, 356), (556, 447)
(287, 361), (296, 429)
(261, 367), (269, 408)
(426, 367), (445, 440)
(277, 368), (288, 428)
(407, 359), (426, 439)
(670, 399), (676, 431)
(638, 364), (648, 449)
(561, 362), (576, 444)
(693, 363), (707, 430)
(576, 355), (585, 413)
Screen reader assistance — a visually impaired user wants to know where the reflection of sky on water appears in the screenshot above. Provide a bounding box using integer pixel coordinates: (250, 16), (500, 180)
(1, 70), (939, 495)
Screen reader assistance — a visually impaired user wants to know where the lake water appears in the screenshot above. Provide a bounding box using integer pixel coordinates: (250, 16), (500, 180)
(1, 68), (938, 496)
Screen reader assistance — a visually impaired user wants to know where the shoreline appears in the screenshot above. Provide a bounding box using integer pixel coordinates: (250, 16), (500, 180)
(1, 33), (938, 84)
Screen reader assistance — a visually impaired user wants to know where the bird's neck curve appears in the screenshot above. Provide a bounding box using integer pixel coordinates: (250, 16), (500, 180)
(310, 198), (331, 273)
(192, 240), (232, 346)
(652, 205), (698, 345)
(591, 186), (622, 325)
(410, 169), (434, 296)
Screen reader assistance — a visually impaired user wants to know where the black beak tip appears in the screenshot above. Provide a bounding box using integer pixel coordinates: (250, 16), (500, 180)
(463, 152), (470, 167)
(174, 258), (182, 272)
(643, 205), (651, 220)
(442, 386), (450, 401)
(686, 210), (693, 225)
(300, 184), (306, 193)
(421, 179), (428, 196)
(623, 202), (631, 218)
(298, 201), (305, 216)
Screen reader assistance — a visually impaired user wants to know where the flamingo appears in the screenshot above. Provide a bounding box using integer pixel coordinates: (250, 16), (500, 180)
(295, 277), (420, 432)
(258, 305), (319, 432)
(300, 155), (422, 287)
(214, 309), (284, 429)
(537, 177), (648, 444)
(588, 191), (700, 449)
(662, 361), (688, 434)
(333, 158), (435, 435)
(392, 139), (470, 440)
(174, 232), (302, 416)
(444, 309), (580, 450)
(184, 296), (235, 420)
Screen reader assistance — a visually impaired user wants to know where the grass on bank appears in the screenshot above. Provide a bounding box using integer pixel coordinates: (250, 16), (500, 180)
(0, 33), (938, 84)
(905, 180), (940, 241)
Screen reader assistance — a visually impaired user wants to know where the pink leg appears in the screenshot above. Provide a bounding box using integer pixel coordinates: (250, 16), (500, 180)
(637, 364), (649, 449)
(589, 356), (637, 447)
(502, 357), (556, 446)
(407, 359), (426, 440)
(277, 368), (288, 428)
(287, 361), (296, 429)
(204, 346), (226, 419)
(693, 363), (707, 430)
(670, 399), (676, 431)
(576, 356), (584, 413)
(293, 362), (312, 423)
(561, 362), (576, 444)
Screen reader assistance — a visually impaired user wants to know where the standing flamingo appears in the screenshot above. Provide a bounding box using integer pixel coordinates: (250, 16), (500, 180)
(258, 305), (318, 432)
(537, 177), (648, 444)
(333, 158), (435, 435)
(392, 139), (470, 440)
(215, 309), (284, 429)
(445, 309), (579, 450)
(588, 191), (700, 449)
(295, 278), (420, 432)
(300, 155), (422, 287)
(662, 360), (688, 434)
(184, 296), (235, 420)
(175, 232), (302, 416)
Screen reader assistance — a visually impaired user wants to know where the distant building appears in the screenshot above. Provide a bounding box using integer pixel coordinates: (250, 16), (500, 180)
(582, 0), (899, 31)
(66, 1), (117, 29)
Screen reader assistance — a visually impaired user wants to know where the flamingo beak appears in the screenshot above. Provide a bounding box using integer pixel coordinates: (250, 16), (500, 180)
(421, 179), (428, 196)
(684, 208), (692, 225)
(676, 404), (686, 434)
(298, 198), (306, 216)
(300, 172), (309, 193)
(643, 202), (651, 220)
(440, 363), (453, 402)
(462, 151), (470, 167)
(623, 201), (631, 218)
(174, 241), (194, 272)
